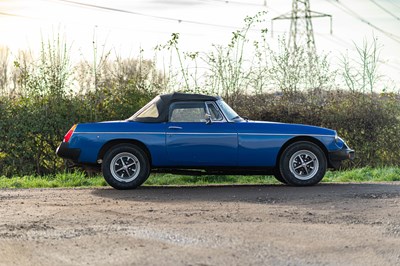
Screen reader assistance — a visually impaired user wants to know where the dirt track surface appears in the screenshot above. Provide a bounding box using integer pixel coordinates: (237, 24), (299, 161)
(0, 183), (400, 266)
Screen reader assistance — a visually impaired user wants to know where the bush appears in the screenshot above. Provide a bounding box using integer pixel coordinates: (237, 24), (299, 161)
(0, 37), (163, 176)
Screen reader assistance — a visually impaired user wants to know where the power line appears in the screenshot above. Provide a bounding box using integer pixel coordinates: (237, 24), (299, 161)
(201, 0), (264, 7)
(315, 32), (349, 49)
(329, 1), (400, 44)
(52, 0), (243, 30)
(0, 9), (182, 35)
(381, 61), (400, 72)
(317, 35), (400, 72)
(368, 0), (400, 21)
(387, 0), (400, 10)
(0, 11), (31, 19)
(318, 33), (352, 49)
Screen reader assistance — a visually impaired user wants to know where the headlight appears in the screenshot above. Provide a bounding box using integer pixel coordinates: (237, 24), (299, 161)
(334, 136), (347, 149)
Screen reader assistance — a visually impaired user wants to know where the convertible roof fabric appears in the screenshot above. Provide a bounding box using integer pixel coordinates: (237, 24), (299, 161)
(160, 92), (218, 104)
(131, 92), (219, 123)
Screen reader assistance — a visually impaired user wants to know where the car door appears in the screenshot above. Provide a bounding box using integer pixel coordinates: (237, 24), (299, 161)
(166, 101), (238, 166)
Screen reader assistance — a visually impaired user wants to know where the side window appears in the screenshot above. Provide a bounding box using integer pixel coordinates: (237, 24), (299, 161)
(136, 103), (159, 119)
(169, 102), (207, 122)
(206, 102), (223, 121)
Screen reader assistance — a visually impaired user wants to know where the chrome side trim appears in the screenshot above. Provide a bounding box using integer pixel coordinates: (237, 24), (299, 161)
(74, 132), (165, 135)
(74, 131), (334, 137)
(75, 132), (236, 135)
(166, 132), (237, 135)
(239, 133), (335, 137)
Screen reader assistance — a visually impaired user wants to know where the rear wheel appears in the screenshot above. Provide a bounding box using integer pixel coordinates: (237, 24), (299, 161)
(278, 141), (327, 186)
(102, 144), (150, 190)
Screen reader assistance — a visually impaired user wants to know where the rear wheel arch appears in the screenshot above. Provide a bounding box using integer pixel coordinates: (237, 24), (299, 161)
(98, 139), (152, 166)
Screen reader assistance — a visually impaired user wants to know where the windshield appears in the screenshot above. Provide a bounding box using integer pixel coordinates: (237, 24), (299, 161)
(129, 96), (160, 120)
(217, 100), (241, 121)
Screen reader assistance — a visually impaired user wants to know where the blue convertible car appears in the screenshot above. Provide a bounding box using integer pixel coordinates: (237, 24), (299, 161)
(57, 92), (354, 189)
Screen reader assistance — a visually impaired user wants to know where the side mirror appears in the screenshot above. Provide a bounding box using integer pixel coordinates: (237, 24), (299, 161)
(205, 113), (212, 124)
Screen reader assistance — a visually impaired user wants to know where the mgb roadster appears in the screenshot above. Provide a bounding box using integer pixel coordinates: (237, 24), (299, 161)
(57, 92), (354, 189)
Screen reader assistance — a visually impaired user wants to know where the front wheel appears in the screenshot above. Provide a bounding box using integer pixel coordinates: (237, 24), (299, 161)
(273, 170), (287, 184)
(278, 141), (327, 186)
(102, 144), (150, 190)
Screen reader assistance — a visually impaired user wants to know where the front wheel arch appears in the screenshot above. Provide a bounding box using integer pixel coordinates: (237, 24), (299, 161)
(275, 136), (329, 169)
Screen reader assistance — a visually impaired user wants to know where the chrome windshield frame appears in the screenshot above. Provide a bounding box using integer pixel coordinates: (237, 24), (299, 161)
(215, 99), (243, 122)
(205, 101), (226, 123)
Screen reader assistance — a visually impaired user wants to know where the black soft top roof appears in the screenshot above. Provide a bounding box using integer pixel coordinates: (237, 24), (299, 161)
(130, 92), (220, 123)
(159, 92), (218, 103)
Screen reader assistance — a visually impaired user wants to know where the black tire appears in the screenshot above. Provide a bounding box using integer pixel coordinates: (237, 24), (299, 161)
(273, 170), (287, 184)
(102, 144), (150, 190)
(278, 141), (327, 186)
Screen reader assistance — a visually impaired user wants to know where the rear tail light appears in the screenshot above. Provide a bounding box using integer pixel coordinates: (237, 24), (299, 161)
(63, 124), (77, 143)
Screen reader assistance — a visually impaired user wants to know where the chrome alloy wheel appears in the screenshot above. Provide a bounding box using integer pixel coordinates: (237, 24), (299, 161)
(289, 150), (319, 180)
(110, 152), (141, 183)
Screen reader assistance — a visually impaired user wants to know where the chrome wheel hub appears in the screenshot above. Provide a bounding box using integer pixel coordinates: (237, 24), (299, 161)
(289, 150), (319, 180)
(110, 152), (140, 182)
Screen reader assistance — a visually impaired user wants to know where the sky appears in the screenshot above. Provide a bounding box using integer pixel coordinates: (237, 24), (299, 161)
(0, 0), (399, 88)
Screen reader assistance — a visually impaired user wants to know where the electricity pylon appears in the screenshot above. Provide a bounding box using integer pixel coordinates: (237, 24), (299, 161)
(272, 0), (332, 54)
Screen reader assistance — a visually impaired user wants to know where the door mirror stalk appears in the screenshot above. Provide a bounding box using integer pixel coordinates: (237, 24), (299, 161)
(205, 114), (212, 124)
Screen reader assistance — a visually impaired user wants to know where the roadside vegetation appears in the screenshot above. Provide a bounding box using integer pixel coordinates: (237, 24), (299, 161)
(0, 167), (399, 189)
(0, 172), (106, 189)
(0, 12), (399, 184)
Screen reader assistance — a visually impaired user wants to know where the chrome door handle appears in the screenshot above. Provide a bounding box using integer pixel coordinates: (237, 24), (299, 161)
(168, 126), (183, 130)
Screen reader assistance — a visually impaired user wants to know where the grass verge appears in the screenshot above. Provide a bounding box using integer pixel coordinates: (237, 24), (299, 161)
(323, 167), (400, 182)
(0, 172), (107, 189)
(0, 167), (399, 189)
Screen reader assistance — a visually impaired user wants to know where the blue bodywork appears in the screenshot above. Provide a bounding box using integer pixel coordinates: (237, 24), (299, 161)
(57, 92), (353, 176)
(67, 119), (344, 168)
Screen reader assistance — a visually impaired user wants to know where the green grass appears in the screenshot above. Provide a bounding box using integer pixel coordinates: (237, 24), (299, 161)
(0, 172), (107, 189)
(323, 167), (400, 182)
(145, 174), (279, 186)
(0, 167), (399, 189)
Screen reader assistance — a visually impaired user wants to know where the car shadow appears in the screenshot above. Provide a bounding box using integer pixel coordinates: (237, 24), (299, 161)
(90, 183), (400, 204)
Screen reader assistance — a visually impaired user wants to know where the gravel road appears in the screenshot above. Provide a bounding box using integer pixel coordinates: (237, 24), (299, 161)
(0, 183), (399, 266)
